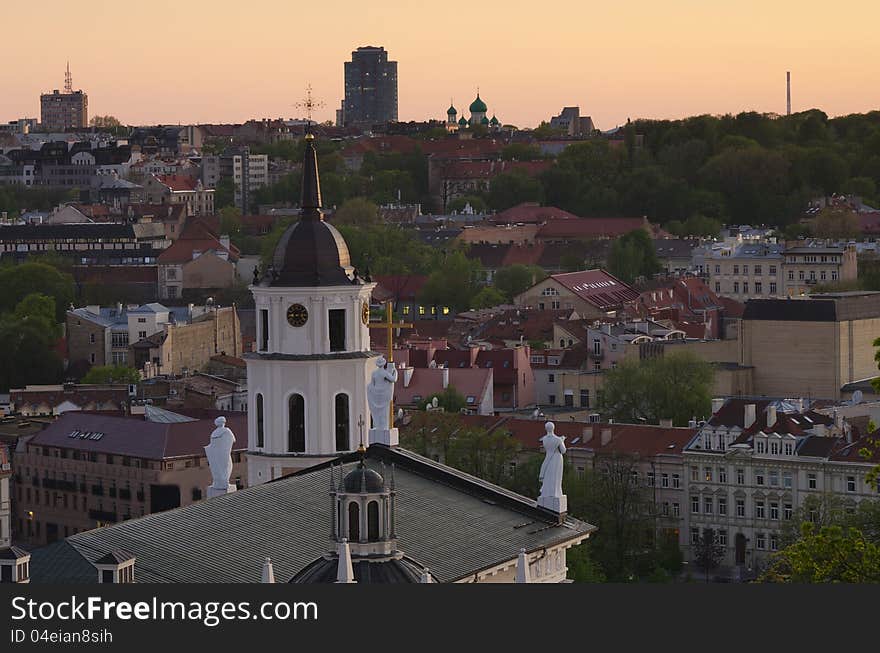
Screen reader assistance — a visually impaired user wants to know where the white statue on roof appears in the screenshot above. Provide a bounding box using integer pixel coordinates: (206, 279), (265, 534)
(538, 421), (567, 514)
(367, 356), (398, 442)
(205, 416), (237, 498)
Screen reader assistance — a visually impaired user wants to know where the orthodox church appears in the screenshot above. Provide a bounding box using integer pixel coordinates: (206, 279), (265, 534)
(25, 136), (593, 584)
(446, 93), (501, 132)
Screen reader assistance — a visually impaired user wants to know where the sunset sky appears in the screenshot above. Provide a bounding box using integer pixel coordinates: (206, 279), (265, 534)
(2, 0), (878, 130)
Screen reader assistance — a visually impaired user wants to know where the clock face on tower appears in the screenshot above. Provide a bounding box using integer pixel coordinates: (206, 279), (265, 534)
(287, 303), (309, 327)
(361, 301), (370, 325)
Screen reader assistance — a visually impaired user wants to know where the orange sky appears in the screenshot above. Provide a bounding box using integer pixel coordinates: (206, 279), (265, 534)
(2, 0), (879, 130)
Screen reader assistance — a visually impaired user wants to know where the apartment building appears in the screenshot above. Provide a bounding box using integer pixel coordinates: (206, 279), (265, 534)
(682, 398), (880, 578)
(782, 245), (857, 296)
(11, 412), (247, 547)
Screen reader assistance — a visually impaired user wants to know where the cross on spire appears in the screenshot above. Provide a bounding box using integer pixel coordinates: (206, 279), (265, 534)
(295, 84), (325, 129)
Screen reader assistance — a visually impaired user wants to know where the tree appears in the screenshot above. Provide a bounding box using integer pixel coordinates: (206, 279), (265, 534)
(218, 206), (243, 238)
(761, 524), (880, 583)
(13, 293), (61, 339)
(664, 214), (722, 238)
(419, 250), (482, 312)
(0, 293), (66, 390)
(598, 351), (714, 426)
(417, 386), (467, 413)
(607, 228), (661, 284)
(332, 197), (379, 226)
(501, 143), (544, 161)
(81, 365), (141, 385)
(486, 169), (543, 211)
(812, 206), (861, 239)
(493, 264), (545, 302)
(566, 542), (607, 583)
(471, 286), (506, 309)
(213, 177), (236, 211)
(692, 528), (725, 583)
(90, 115), (122, 128)
(446, 426), (521, 485)
(0, 262), (74, 322)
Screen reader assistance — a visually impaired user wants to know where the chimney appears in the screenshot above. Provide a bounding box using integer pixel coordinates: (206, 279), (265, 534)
(600, 428), (612, 446)
(581, 427), (593, 442)
(711, 398), (724, 415)
(441, 367), (449, 389)
(659, 418), (673, 428)
(744, 404), (756, 430)
(766, 405), (777, 431)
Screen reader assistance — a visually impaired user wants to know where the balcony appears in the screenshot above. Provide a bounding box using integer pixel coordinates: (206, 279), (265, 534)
(88, 509), (117, 522)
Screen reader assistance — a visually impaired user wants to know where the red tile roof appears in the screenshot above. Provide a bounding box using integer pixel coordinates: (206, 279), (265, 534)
(157, 217), (239, 264)
(374, 275), (428, 302)
(154, 174), (201, 192)
(548, 269), (640, 309)
(27, 411), (248, 460)
(536, 217), (649, 240)
(394, 368), (493, 408)
(490, 203), (579, 224)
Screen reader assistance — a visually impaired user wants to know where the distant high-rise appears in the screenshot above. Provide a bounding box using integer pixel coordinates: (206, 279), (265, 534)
(343, 46), (398, 128)
(786, 71), (791, 116)
(40, 63), (88, 131)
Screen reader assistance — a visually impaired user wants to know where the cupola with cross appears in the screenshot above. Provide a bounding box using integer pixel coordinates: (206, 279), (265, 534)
(245, 134), (381, 485)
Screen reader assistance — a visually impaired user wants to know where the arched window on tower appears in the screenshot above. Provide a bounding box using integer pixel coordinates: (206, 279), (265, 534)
(348, 502), (360, 542)
(288, 394), (305, 452)
(335, 394), (350, 451)
(256, 393), (265, 448)
(367, 500), (379, 541)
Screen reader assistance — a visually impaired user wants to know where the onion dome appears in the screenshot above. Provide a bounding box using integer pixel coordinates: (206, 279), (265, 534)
(469, 94), (488, 113)
(447, 104), (457, 115)
(490, 115), (500, 126)
(458, 116), (468, 126)
(269, 134), (354, 287)
(480, 116), (490, 125)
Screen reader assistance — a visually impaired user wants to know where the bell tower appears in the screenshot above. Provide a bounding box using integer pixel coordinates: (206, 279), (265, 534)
(246, 134), (379, 484)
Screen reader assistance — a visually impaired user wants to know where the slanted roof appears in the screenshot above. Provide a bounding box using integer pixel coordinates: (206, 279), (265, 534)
(547, 269), (640, 310)
(29, 445), (595, 583)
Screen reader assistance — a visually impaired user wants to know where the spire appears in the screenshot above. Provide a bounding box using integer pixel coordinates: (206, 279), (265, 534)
(515, 549), (531, 583)
(336, 538), (356, 583)
(300, 135), (322, 221)
(262, 556), (276, 583)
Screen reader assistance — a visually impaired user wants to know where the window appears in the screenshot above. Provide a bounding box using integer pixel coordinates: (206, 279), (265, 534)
(719, 468), (727, 483)
(715, 265), (720, 274)
(756, 533), (766, 550)
(788, 270), (794, 281)
(288, 394), (306, 452)
(89, 333), (96, 344)
(704, 466), (712, 482)
(691, 496), (699, 513)
(736, 468), (744, 484)
(770, 441), (780, 455)
(756, 439), (766, 454)
(799, 270), (805, 280)
(718, 530), (728, 546)
(661, 502), (669, 516)
(736, 499), (745, 517)
(90, 353), (96, 364)
(769, 469), (779, 486)
(259, 309), (269, 351)
(755, 282), (762, 294)
(733, 281), (739, 293)
(661, 473), (669, 488)
(784, 441), (793, 455)
(256, 393), (265, 448)
(770, 265), (776, 275)
(672, 502), (680, 517)
(808, 473), (817, 489)
(742, 283), (748, 295)
(335, 394), (350, 452)
(367, 501), (379, 541)
(755, 500), (765, 519)
(690, 466), (698, 481)
(580, 389), (589, 408)
(742, 265), (749, 275)
(593, 339), (601, 356)
(783, 471), (792, 488)
(770, 282), (777, 294)
(704, 497), (713, 514)
(718, 497), (727, 515)
(691, 528), (700, 545)
(770, 501), (779, 520)
(756, 470), (765, 486)
(847, 476), (856, 492)
(548, 374), (555, 383)
(138, 330), (147, 339)
(770, 533), (778, 551)
(715, 282), (720, 292)
(328, 309), (346, 351)
(672, 474), (680, 489)
(733, 265), (739, 275)
(548, 394), (556, 405)
(348, 502), (360, 541)
(646, 472), (655, 487)
(784, 503), (793, 520)
(754, 265), (762, 275)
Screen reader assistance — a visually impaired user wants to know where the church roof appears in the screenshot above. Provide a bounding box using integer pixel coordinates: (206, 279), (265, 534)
(291, 554), (425, 584)
(268, 136), (355, 287)
(28, 445), (595, 583)
(469, 94), (487, 113)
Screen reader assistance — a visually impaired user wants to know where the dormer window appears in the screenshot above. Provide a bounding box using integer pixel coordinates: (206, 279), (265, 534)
(770, 441), (779, 455)
(783, 441), (794, 456)
(756, 438), (766, 454)
(94, 551), (135, 583)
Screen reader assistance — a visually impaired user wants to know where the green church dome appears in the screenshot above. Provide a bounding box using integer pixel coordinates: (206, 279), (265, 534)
(489, 115), (499, 125)
(447, 104), (457, 115)
(469, 94), (487, 113)
(480, 116), (490, 125)
(458, 116), (468, 126)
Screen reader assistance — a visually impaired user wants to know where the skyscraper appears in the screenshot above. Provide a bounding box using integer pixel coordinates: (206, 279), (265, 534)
(343, 46), (398, 128)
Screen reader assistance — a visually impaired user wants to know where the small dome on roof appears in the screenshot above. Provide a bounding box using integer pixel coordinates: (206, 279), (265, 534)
(447, 104), (457, 115)
(458, 116), (468, 126)
(343, 461), (385, 493)
(490, 115), (499, 125)
(480, 116), (490, 125)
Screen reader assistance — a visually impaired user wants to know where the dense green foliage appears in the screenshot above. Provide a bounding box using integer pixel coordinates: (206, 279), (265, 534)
(0, 293), (64, 390)
(81, 365), (141, 385)
(607, 228), (661, 284)
(762, 523), (880, 583)
(598, 351), (715, 426)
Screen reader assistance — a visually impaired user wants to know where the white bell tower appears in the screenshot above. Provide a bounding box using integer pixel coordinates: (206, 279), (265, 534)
(246, 134), (379, 485)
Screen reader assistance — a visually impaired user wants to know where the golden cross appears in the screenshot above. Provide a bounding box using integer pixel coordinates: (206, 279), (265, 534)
(368, 300), (412, 428)
(294, 84), (325, 125)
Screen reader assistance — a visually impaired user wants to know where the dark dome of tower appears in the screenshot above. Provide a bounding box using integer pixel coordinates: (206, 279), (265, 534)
(290, 555), (427, 584)
(269, 135), (354, 287)
(343, 461), (385, 493)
